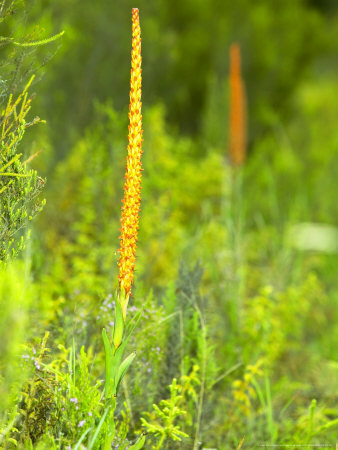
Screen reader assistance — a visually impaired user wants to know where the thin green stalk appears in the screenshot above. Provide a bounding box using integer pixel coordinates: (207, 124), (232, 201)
(87, 405), (111, 450)
(193, 303), (207, 450)
(179, 308), (184, 379)
(104, 398), (116, 450)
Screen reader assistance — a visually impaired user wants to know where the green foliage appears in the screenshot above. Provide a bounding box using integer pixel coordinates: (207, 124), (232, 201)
(0, 0), (64, 106)
(11, 30), (64, 48)
(100, 295), (141, 449)
(0, 260), (35, 419)
(241, 273), (327, 366)
(141, 378), (189, 449)
(0, 76), (45, 262)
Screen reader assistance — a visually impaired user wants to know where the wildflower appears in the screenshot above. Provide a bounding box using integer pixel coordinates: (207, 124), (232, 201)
(118, 8), (143, 319)
(70, 397), (78, 404)
(229, 43), (247, 166)
(78, 420), (86, 428)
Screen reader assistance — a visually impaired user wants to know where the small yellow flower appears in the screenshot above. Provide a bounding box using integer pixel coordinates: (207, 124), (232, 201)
(118, 8), (143, 319)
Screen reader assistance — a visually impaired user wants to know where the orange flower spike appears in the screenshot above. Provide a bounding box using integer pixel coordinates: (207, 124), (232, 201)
(118, 8), (143, 319)
(229, 43), (247, 166)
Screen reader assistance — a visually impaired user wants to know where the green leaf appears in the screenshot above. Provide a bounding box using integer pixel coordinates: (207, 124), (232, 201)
(128, 434), (146, 450)
(113, 301), (124, 349)
(74, 427), (92, 450)
(0, 154), (22, 172)
(0, 172), (31, 177)
(13, 31), (65, 47)
(87, 405), (111, 450)
(115, 352), (136, 393)
(102, 328), (113, 398)
(111, 339), (127, 394)
(125, 310), (142, 341)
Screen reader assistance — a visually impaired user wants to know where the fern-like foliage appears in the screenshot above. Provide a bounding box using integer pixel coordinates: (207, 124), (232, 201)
(0, 0), (64, 107)
(0, 75), (45, 262)
(141, 378), (189, 449)
(12, 30), (65, 47)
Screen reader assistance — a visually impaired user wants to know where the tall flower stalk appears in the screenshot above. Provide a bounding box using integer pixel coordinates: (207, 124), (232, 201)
(100, 9), (145, 449)
(226, 44), (247, 333)
(118, 7), (143, 320)
(229, 43), (247, 166)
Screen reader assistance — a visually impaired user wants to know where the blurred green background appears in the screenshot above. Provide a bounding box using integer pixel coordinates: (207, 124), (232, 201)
(17, 0), (337, 283)
(5, 0), (338, 153)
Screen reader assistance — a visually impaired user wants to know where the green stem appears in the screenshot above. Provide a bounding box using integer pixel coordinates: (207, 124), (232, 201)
(156, 432), (166, 450)
(104, 397), (116, 450)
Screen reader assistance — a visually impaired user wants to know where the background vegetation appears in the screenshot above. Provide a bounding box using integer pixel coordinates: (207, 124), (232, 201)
(1, 0), (338, 448)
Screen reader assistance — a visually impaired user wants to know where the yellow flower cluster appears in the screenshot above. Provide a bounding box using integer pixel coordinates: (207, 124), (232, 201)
(118, 8), (143, 315)
(231, 359), (263, 416)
